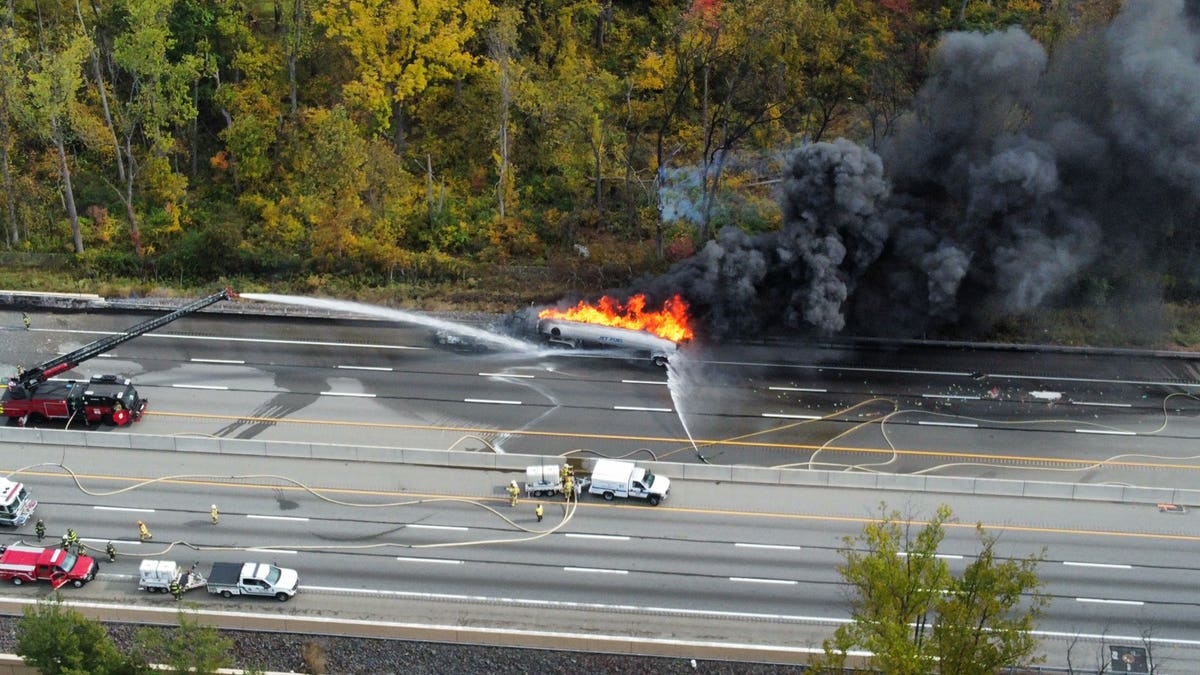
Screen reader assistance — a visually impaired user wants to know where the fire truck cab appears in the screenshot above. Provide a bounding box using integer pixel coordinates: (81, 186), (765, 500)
(0, 544), (98, 588)
(0, 478), (37, 527)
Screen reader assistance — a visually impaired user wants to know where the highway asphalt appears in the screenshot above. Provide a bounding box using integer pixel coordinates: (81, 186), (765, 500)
(2, 301), (1200, 670)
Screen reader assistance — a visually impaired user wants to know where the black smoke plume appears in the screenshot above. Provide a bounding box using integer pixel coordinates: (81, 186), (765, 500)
(645, 0), (1200, 339)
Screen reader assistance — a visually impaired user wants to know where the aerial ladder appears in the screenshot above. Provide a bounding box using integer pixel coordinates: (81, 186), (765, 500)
(3, 288), (237, 427)
(16, 287), (238, 389)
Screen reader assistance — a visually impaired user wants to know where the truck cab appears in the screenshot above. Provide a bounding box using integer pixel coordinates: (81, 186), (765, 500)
(0, 478), (36, 527)
(207, 562), (299, 601)
(0, 544), (98, 589)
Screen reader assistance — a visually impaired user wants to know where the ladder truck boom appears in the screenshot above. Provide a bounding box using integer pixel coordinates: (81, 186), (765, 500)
(3, 287), (237, 428)
(17, 287), (237, 387)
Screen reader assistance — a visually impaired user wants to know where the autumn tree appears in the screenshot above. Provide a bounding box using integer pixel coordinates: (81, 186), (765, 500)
(313, 0), (494, 154)
(105, 0), (205, 255)
(813, 503), (1047, 674)
(13, 4), (91, 253)
(0, 3), (23, 246)
(511, 0), (620, 248)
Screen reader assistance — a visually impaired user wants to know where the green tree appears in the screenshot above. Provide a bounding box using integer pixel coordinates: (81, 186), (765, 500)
(813, 503), (1047, 674)
(16, 595), (133, 675)
(107, 0), (206, 255)
(131, 607), (234, 675)
(0, 4), (25, 247)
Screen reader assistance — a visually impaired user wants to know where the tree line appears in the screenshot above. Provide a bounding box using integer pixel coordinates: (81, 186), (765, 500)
(0, 0), (1117, 284)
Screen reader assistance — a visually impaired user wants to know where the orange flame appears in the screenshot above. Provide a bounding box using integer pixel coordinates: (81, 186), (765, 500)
(539, 294), (694, 343)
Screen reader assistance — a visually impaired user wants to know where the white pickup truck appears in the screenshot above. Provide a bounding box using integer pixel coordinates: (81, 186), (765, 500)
(139, 560), (299, 601)
(585, 459), (670, 505)
(207, 562), (299, 601)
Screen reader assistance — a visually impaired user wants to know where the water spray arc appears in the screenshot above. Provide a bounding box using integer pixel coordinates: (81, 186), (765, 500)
(239, 293), (538, 353)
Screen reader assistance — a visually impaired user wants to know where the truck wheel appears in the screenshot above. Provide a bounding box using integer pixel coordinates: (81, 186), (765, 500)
(603, 491), (614, 501)
(11, 577), (22, 585)
(72, 579), (84, 588)
(648, 495), (661, 506)
(221, 590), (232, 598)
(275, 592), (291, 602)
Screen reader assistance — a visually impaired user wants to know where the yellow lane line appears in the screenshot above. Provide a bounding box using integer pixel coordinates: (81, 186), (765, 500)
(149, 410), (1200, 471)
(14, 468), (1200, 543)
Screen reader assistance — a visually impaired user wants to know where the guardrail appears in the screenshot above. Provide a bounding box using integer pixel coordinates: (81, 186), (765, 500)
(1, 426), (1194, 508)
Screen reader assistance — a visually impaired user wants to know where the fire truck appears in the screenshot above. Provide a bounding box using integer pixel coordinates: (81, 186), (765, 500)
(0, 544), (98, 588)
(1, 288), (237, 427)
(0, 477), (36, 527)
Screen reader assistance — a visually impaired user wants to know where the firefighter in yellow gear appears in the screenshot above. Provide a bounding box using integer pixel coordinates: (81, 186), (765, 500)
(564, 475), (574, 501)
(137, 520), (152, 541)
(506, 480), (520, 507)
(22, 313), (30, 330)
(210, 504), (219, 525)
(535, 503), (544, 522)
(106, 541), (116, 563)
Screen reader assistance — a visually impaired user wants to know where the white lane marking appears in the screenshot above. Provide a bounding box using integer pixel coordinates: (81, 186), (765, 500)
(730, 577), (798, 585)
(248, 548), (298, 555)
(1076, 597), (1144, 606)
(480, 372), (535, 379)
(172, 384), (229, 390)
(917, 421), (978, 428)
(96, 354), (115, 358)
(396, 557), (463, 565)
(614, 405), (673, 413)
(54, 329), (429, 351)
(705, 362), (973, 377)
(564, 567), (628, 575)
(622, 379), (668, 386)
(246, 514), (310, 522)
(769, 386), (827, 393)
(1072, 401), (1132, 408)
(94, 506), (155, 513)
(897, 552), (963, 560)
(97, 573), (135, 581)
(1074, 429), (1137, 436)
(762, 413), (822, 420)
(565, 533), (630, 541)
(1063, 561), (1133, 570)
(921, 393), (980, 400)
(191, 358), (245, 364)
(1002, 372), (1200, 388)
(406, 524), (469, 532)
(464, 398), (522, 405)
(320, 391), (376, 398)
(735, 543), (802, 551)
(336, 365), (393, 372)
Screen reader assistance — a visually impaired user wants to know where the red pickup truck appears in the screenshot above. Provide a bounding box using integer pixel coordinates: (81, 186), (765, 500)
(0, 544), (99, 589)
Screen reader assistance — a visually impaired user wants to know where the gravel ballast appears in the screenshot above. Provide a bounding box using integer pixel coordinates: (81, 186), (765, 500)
(0, 615), (805, 674)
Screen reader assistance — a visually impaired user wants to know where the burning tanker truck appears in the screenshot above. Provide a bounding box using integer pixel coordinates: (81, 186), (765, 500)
(531, 294), (693, 367)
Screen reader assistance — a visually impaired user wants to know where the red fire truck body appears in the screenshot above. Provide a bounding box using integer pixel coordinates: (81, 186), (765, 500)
(0, 544), (99, 589)
(1, 375), (144, 427)
(2, 288), (236, 427)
